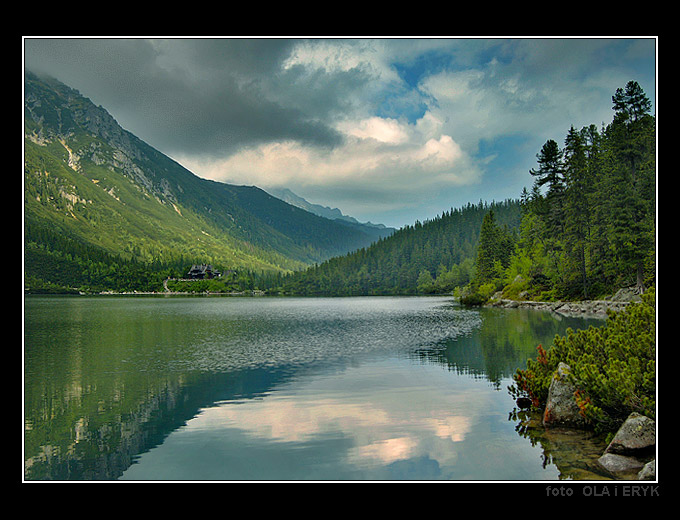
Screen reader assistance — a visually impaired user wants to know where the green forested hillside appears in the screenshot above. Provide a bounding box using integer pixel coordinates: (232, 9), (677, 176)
(24, 72), (380, 293)
(276, 199), (522, 295)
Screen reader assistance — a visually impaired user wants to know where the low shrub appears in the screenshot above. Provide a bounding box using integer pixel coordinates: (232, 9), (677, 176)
(460, 292), (488, 306)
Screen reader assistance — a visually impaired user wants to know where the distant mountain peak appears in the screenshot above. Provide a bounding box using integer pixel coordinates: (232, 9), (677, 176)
(265, 187), (395, 238)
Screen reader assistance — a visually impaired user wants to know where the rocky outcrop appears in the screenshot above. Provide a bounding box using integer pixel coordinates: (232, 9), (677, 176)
(487, 298), (630, 317)
(638, 460), (656, 480)
(542, 363), (588, 428)
(487, 286), (643, 317)
(597, 413), (656, 480)
(604, 412), (655, 455)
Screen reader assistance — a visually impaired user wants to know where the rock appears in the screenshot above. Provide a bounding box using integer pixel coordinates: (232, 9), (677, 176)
(516, 397), (533, 409)
(598, 453), (646, 474)
(638, 460), (656, 480)
(604, 412), (655, 455)
(611, 287), (643, 303)
(597, 413), (655, 479)
(542, 363), (587, 428)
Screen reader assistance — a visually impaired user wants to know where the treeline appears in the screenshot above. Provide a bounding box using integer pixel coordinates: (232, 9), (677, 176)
(274, 200), (522, 296)
(467, 80), (655, 303)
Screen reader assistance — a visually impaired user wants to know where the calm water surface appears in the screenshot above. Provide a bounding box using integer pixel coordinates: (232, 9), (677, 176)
(24, 295), (606, 481)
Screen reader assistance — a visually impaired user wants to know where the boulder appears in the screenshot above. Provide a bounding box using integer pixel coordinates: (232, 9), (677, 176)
(611, 287), (643, 303)
(597, 413), (656, 479)
(542, 363), (587, 428)
(598, 453), (646, 474)
(604, 412), (655, 455)
(638, 460), (656, 480)
(516, 397), (533, 409)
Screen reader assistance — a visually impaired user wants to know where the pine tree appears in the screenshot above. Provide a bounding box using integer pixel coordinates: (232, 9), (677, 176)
(612, 80), (652, 123)
(473, 210), (515, 287)
(563, 126), (591, 298)
(530, 139), (565, 233)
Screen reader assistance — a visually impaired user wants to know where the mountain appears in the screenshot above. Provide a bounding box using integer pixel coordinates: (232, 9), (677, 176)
(23, 72), (382, 291)
(265, 187), (396, 241)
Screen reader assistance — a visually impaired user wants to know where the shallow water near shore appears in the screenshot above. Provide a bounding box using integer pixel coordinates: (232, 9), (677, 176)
(24, 295), (607, 481)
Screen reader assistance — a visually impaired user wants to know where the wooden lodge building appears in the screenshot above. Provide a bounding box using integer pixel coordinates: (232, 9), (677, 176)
(187, 264), (221, 279)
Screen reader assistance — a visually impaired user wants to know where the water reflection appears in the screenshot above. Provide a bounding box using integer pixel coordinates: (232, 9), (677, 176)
(120, 359), (489, 480)
(24, 296), (603, 480)
(413, 306), (602, 387)
(510, 408), (613, 480)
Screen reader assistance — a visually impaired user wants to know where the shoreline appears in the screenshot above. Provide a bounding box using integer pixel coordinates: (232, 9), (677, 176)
(483, 286), (644, 318)
(25, 288), (644, 318)
(485, 298), (632, 318)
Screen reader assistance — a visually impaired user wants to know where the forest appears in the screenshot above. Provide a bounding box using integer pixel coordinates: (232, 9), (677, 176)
(274, 199), (522, 296)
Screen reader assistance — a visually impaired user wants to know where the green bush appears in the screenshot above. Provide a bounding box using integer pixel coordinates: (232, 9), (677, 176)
(460, 291), (488, 306)
(509, 287), (655, 433)
(501, 274), (529, 299)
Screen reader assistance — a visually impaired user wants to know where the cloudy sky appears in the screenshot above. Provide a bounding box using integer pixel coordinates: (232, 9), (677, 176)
(24, 37), (656, 228)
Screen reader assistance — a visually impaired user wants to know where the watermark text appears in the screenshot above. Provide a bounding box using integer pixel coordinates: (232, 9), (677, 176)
(545, 484), (659, 497)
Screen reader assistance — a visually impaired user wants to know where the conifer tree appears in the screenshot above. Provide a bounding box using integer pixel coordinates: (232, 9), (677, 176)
(530, 139), (565, 235)
(563, 126), (591, 297)
(474, 210), (515, 288)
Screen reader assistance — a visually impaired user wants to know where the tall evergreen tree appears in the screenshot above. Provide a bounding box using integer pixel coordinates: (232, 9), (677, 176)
(530, 139), (566, 235)
(474, 210), (515, 287)
(612, 80), (653, 123)
(563, 126), (592, 297)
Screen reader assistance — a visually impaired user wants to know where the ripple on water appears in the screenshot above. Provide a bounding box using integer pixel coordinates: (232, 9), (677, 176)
(174, 297), (482, 373)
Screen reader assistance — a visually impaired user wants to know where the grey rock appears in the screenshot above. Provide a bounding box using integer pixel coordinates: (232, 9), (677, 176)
(605, 412), (655, 455)
(542, 363), (587, 428)
(598, 453), (646, 473)
(637, 460), (656, 480)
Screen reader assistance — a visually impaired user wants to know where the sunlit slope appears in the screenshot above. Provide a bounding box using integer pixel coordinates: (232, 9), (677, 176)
(24, 72), (377, 273)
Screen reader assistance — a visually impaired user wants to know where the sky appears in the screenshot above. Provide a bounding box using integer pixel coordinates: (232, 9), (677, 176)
(23, 37), (657, 229)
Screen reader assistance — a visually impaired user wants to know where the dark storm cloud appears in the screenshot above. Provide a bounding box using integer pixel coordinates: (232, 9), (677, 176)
(24, 38), (350, 157)
(24, 37), (656, 228)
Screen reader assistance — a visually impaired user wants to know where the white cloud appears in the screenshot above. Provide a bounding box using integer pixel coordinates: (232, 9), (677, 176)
(338, 116), (409, 144)
(176, 112), (483, 217)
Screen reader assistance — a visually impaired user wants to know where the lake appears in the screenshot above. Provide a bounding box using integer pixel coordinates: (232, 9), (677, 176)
(23, 295), (609, 481)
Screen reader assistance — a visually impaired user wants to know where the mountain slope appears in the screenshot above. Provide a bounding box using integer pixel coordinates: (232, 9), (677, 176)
(24, 72), (381, 288)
